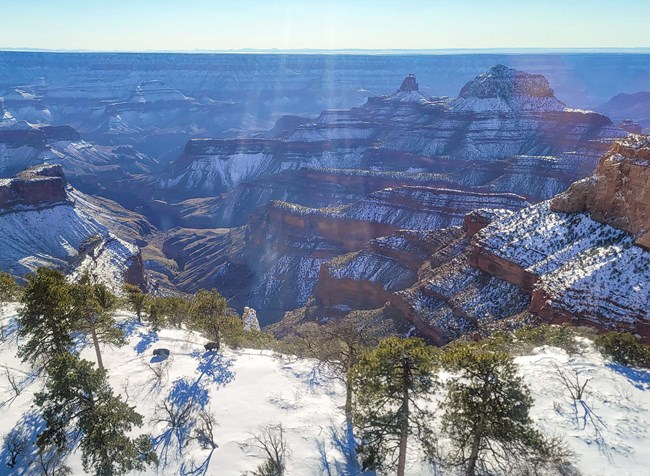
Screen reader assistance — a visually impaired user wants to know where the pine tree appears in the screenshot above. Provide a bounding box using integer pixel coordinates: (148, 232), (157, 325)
(122, 283), (147, 322)
(352, 337), (438, 476)
(146, 297), (167, 332)
(70, 280), (124, 370)
(17, 268), (76, 367)
(35, 353), (157, 476)
(0, 271), (20, 304)
(158, 295), (192, 329)
(188, 289), (242, 350)
(441, 344), (570, 476)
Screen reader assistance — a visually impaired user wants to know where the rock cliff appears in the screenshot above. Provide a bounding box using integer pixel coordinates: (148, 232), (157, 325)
(0, 164), (68, 209)
(551, 135), (650, 249)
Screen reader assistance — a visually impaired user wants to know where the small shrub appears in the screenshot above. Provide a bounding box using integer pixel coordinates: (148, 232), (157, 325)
(480, 324), (589, 355)
(595, 332), (650, 369)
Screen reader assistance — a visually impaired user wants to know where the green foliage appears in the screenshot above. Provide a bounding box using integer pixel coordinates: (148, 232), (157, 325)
(35, 353), (157, 476)
(481, 324), (588, 355)
(146, 297), (167, 332)
(440, 343), (569, 476)
(156, 295), (192, 329)
(352, 337), (438, 475)
(69, 280), (125, 369)
(18, 268), (77, 366)
(595, 332), (650, 369)
(188, 289), (243, 348)
(122, 283), (147, 321)
(291, 315), (385, 418)
(0, 271), (20, 303)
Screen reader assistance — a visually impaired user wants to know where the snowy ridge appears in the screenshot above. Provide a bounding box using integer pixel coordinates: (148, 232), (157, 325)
(0, 199), (140, 289)
(476, 202), (650, 323)
(0, 203), (105, 275)
(158, 152), (276, 193)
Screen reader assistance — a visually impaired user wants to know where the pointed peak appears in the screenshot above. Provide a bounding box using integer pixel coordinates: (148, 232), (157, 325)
(399, 74), (419, 92)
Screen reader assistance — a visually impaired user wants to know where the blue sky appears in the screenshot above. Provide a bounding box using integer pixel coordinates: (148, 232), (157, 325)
(3, 0), (650, 51)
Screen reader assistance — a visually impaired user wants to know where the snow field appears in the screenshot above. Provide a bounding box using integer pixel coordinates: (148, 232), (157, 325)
(1, 305), (649, 475)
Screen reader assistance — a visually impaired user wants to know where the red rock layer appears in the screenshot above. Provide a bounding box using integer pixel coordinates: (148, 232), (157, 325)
(551, 136), (650, 249)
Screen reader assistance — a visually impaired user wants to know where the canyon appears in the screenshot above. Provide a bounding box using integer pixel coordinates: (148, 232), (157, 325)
(0, 54), (647, 339)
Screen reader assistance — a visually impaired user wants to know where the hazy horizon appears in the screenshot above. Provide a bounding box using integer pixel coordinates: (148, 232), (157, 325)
(3, 0), (650, 52)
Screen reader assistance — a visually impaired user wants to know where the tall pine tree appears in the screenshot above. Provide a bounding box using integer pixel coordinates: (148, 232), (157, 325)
(18, 268), (76, 367)
(70, 279), (124, 370)
(352, 337), (438, 476)
(35, 353), (157, 476)
(441, 344), (570, 476)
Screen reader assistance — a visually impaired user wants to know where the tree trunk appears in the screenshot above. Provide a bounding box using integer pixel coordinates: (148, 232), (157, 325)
(397, 358), (410, 476)
(465, 413), (485, 476)
(90, 323), (104, 370)
(344, 369), (353, 420)
(214, 329), (221, 351)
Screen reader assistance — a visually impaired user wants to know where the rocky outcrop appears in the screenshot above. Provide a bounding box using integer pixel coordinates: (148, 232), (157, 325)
(471, 200), (650, 340)
(0, 165), (149, 291)
(399, 74), (419, 92)
(0, 164), (68, 210)
(551, 135), (650, 249)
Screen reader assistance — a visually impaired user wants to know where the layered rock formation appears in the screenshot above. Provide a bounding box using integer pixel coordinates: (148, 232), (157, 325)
(276, 136), (649, 342)
(135, 65), (624, 232)
(0, 165), (147, 290)
(237, 187), (529, 322)
(551, 135), (650, 249)
(0, 164), (68, 209)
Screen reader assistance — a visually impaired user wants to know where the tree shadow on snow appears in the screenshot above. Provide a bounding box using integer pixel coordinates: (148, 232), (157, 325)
(152, 351), (235, 472)
(0, 410), (44, 476)
(316, 421), (373, 476)
(607, 362), (650, 390)
(118, 319), (145, 339)
(0, 317), (19, 343)
(134, 330), (159, 355)
(0, 410), (80, 476)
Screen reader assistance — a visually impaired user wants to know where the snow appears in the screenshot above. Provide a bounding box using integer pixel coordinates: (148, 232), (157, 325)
(1, 306), (649, 475)
(0, 204), (104, 275)
(159, 153), (275, 192)
(0, 202), (140, 290)
(476, 202), (650, 323)
(0, 306), (347, 476)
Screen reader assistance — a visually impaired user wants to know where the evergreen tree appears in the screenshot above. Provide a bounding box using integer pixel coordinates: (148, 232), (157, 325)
(441, 344), (569, 476)
(158, 295), (192, 329)
(122, 283), (146, 322)
(146, 297), (167, 332)
(17, 268), (76, 367)
(352, 337), (438, 476)
(188, 289), (242, 350)
(0, 271), (20, 304)
(35, 353), (157, 476)
(70, 280), (124, 370)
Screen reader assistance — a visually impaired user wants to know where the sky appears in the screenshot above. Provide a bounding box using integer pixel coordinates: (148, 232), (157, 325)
(2, 0), (650, 52)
